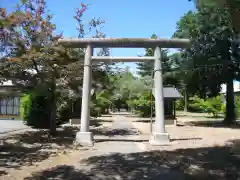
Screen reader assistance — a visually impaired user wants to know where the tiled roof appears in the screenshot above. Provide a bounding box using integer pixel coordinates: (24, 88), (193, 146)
(163, 87), (182, 98)
(152, 86), (183, 98)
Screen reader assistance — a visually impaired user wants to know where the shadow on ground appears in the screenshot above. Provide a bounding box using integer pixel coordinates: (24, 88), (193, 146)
(186, 120), (240, 129)
(0, 170), (7, 176)
(89, 118), (113, 127)
(90, 118), (112, 127)
(70, 118), (111, 127)
(94, 139), (148, 143)
(171, 137), (202, 141)
(89, 120), (102, 127)
(100, 114), (113, 117)
(0, 127), (78, 172)
(23, 165), (91, 180)
(177, 114), (224, 119)
(124, 114), (141, 117)
(92, 128), (139, 136)
(133, 119), (174, 123)
(133, 119), (155, 123)
(94, 136), (202, 143)
(23, 139), (240, 180)
(111, 112), (137, 116)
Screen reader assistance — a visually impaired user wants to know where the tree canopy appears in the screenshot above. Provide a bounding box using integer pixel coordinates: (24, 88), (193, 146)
(175, 2), (239, 123)
(0, 0), (110, 133)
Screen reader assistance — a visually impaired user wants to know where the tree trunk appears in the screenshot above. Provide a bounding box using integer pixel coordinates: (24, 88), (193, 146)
(184, 88), (188, 115)
(49, 79), (57, 136)
(224, 78), (236, 124)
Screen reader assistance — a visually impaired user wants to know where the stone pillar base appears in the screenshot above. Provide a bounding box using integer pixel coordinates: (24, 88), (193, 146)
(149, 132), (170, 145)
(76, 131), (94, 147)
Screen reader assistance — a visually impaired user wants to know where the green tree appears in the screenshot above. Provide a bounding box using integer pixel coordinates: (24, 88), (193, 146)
(137, 34), (157, 77)
(0, 1), (107, 134)
(193, 0), (240, 33)
(174, 3), (238, 123)
(189, 95), (223, 117)
(172, 11), (205, 98)
(137, 34), (171, 80)
(0, 0), (69, 134)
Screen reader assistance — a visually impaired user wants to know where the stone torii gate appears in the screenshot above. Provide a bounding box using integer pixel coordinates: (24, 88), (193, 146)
(58, 38), (190, 146)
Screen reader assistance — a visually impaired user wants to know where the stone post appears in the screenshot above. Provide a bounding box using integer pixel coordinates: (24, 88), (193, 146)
(76, 44), (93, 146)
(149, 46), (170, 145)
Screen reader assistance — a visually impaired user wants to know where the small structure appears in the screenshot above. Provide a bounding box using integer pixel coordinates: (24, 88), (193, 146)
(0, 80), (21, 119)
(153, 86), (182, 120)
(163, 86), (182, 119)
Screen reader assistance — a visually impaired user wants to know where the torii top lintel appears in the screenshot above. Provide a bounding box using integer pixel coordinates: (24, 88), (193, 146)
(58, 38), (190, 48)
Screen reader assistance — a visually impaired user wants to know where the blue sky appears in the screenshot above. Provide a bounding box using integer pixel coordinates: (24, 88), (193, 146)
(2, 0), (195, 73)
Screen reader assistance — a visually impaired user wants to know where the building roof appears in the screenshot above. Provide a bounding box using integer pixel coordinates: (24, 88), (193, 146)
(152, 87), (183, 99)
(163, 87), (182, 98)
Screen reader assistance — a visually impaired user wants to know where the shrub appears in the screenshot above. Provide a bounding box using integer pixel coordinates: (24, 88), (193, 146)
(189, 95), (224, 117)
(133, 92), (155, 117)
(235, 96), (240, 117)
(175, 99), (184, 110)
(23, 92), (51, 128)
(56, 97), (71, 125)
(126, 99), (136, 112)
(188, 96), (206, 112)
(20, 94), (31, 120)
(22, 86), (72, 128)
(204, 96), (223, 118)
(90, 101), (101, 117)
(90, 90), (112, 117)
(216, 95), (240, 118)
(221, 103), (226, 115)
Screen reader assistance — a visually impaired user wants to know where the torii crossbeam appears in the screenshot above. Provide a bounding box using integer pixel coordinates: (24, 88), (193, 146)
(58, 38), (190, 146)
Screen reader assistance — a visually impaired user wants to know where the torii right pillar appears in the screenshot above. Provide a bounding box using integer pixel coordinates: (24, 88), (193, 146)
(149, 46), (170, 145)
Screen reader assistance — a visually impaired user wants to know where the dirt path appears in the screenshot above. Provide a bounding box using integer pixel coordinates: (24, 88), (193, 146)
(93, 113), (145, 154)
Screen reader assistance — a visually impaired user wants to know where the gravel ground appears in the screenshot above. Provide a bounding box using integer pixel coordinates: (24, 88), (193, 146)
(133, 122), (240, 150)
(1, 113), (240, 180)
(132, 114), (240, 150)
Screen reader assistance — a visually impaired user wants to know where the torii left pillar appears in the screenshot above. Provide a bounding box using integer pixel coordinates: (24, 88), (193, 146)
(76, 44), (94, 146)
